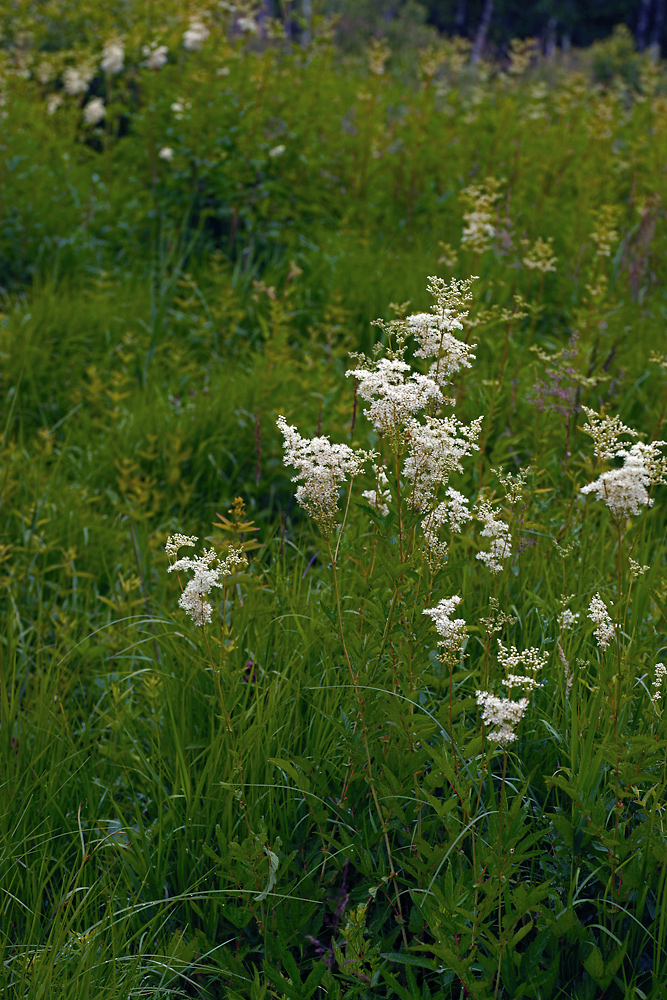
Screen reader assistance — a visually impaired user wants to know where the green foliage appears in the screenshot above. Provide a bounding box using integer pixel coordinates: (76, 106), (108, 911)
(3, 6), (667, 1000)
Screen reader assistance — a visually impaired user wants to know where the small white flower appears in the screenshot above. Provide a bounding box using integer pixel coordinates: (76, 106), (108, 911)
(237, 16), (259, 34)
(475, 499), (511, 575)
(588, 593), (617, 651)
(423, 596), (467, 657)
(143, 44), (169, 70)
(165, 534), (198, 559)
(558, 607), (580, 631)
(101, 40), (124, 75)
(63, 66), (93, 96)
(269, 144), (286, 158)
(159, 146), (175, 161)
(476, 690), (529, 747)
(183, 20), (210, 51)
(83, 97), (106, 126)
(651, 662), (666, 704)
(46, 94), (63, 115)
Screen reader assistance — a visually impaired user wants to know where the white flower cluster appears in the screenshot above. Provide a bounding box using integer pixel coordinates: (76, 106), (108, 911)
(101, 40), (124, 75)
(423, 595), (467, 658)
(83, 98), (105, 125)
(476, 690), (529, 747)
(277, 415), (366, 536)
(346, 359), (444, 437)
(651, 662), (666, 704)
(362, 463), (391, 517)
(522, 236), (557, 273)
(421, 488), (472, 568)
(588, 593), (616, 651)
(183, 20), (210, 51)
(167, 540), (247, 627)
(475, 499), (511, 574)
(165, 533), (198, 558)
(404, 414), (482, 512)
(159, 147), (175, 161)
(460, 179), (503, 254)
(63, 66), (93, 96)
(558, 607), (579, 631)
(407, 275), (477, 386)
(581, 440), (667, 520)
(581, 407), (638, 461)
(143, 43), (169, 70)
(497, 641), (547, 692)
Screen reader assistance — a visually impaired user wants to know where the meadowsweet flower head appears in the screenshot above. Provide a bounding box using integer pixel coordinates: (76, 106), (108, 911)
(346, 358), (444, 438)
(421, 487), (473, 567)
(407, 275), (477, 386)
(362, 463), (391, 517)
(558, 607), (580, 631)
(101, 40), (124, 75)
(581, 440), (667, 520)
(629, 558), (649, 580)
(651, 662), (666, 704)
(476, 690), (529, 747)
(277, 415), (366, 536)
(498, 641), (547, 692)
(159, 146), (175, 161)
(403, 414), (482, 512)
(423, 595), (467, 661)
(588, 593), (616, 651)
(183, 19), (210, 51)
(581, 407), (639, 461)
(460, 177), (503, 254)
(83, 98), (106, 125)
(269, 144), (286, 158)
(63, 65), (93, 96)
(590, 204), (621, 257)
(165, 533), (198, 559)
(522, 236), (557, 273)
(46, 94), (63, 114)
(475, 499), (511, 574)
(236, 16), (259, 34)
(143, 43), (169, 70)
(167, 542), (247, 627)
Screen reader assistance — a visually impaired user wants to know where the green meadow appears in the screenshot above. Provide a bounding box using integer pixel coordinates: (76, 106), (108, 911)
(2, 6), (667, 998)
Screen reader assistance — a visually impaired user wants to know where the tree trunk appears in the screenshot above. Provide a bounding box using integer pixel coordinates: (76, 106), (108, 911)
(637, 0), (653, 50)
(471, 0), (494, 65)
(650, 0), (666, 58)
(545, 15), (558, 58)
(302, 0), (312, 47)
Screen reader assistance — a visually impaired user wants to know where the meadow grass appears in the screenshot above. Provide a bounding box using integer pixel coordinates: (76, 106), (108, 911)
(2, 7), (667, 998)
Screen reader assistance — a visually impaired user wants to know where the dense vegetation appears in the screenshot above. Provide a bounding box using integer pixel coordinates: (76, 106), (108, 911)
(2, 4), (667, 998)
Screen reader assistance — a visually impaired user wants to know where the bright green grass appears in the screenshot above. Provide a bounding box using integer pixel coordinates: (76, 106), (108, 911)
(3, 16), (667, 999)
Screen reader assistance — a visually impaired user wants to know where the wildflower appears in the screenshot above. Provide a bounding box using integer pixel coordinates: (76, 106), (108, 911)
(346, 358), (444, 438)
(101, 40), (124, 75)
(269, 144), (286, 158)
(581, 407), (638, 461)
(159, 146), (175, 161)
(165, 533), (198, 558)
(83, 98), (106, 126)
(36, 61), (55, 84)
(168, 543), (247, 627)
(460, 178), (503, 254)
(63, 66), (93, 96)
(171, 99), (191, 119)
(183, 20), (209, 51)
(143, 44), (169, 70)
(588, 593), (616, 651)
(522, 236), (557, 273)
(407, 276), (477, 386)
(423, 595), (467, 659)
(475, 499), (511, 575)
(236, 16), (259, 34)
(476, 690), (529, 747)
(590, 204), (621, 257)
(497, 641), (547, 692)
(580, 440), (667, 520)
(558, 607), (579, 631)
(651, 662), (666, 703)
(629, 558), (649, 580)
(277, 415), (366, 537)
(420, 487), (473, 566)
(46, 94), (63, 114)
(362, 463), (391, 517)
(403, 414), (482, 512)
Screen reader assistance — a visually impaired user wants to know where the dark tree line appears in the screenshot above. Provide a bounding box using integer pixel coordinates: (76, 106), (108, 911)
(420, 0), (666, 55)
